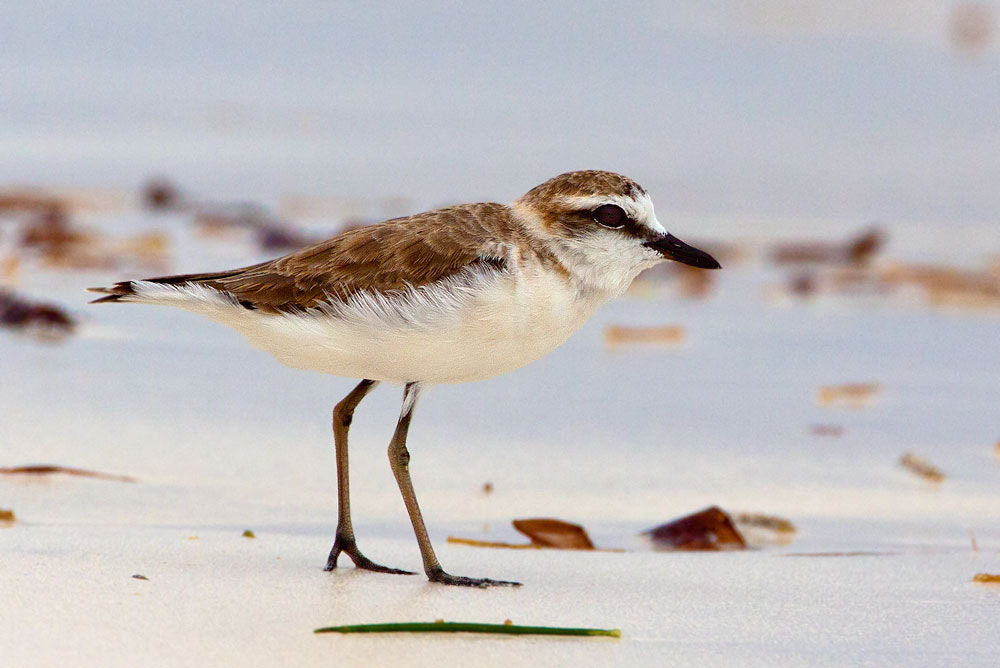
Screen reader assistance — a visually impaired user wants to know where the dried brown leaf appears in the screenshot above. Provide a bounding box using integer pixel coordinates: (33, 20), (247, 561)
(512, 518), (595, 550)
(818, 383), (881, 406)
(643, 506), (746, 551)
(604, 325), (685, 348)
(899, 452), (945, 483)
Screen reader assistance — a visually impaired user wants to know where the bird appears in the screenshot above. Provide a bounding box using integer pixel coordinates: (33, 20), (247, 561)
(89, 170), (721, 587)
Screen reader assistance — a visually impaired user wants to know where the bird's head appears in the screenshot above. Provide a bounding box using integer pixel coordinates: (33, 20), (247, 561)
(512, 170), (720, 295)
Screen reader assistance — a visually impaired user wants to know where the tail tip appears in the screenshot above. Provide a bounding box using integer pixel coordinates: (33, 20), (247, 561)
(87, 282), (134, 304)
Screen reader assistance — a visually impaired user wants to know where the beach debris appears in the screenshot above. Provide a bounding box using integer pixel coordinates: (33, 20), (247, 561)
(809, 424), (845, 437)
(19, 205), (88, 255)
(131, 574), (149, 581)
(767, 227), (894, 300)
(899, 452), (945, 483)
(0, 465), (135, 483)
(880, 262), (1000, 309)
(14, 204), (169, 271)
(844, 227), (887, 265)
(278, 193), (414, 222)
(0, 190), (68, 219)
(142, 177), (183, 211)
(447, 517), (603, 551)
(482, 481), (493, 494)
(734, 513), (797, 547)
(674, 264), (716, 298)
(110, 232), (171, 269)
(193, 203), (275, 237)
(795, 268), (895, 298)
(950, 3), (995, 54)
(0, 187), (126, 216)
(314, 621), (621, 638)
(786, 272), (819, 297)
(446, 537), (541, 549)
(512, 518), (595, 550)
(242, 529), (256, 538)
(0, 290), (77, 342)
(255, 224), (318, 252)
(972, 573), (1000, 584)
(0, 508), (14, 523)
(0, 255), (21, 283)
(604, 324), (685, 348)
(770, 226), (886, 266)
(192, 202), (320, 252)
(775, 265), (895, 301)
(629, 238), (738, 298)
(826, 267), (894, 295)
(734, 513), (796, 534)
(643, 506), (747, 551)
(631, 254), (730, 298)
(447, 535), (624, 552)
(817, 383), (881, 407)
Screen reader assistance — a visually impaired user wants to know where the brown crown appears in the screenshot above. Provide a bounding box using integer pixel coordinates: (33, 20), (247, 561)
(518, 170), (647, 208)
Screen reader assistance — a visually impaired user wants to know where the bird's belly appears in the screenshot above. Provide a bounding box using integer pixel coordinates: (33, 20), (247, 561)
(230, 270), (598, 383)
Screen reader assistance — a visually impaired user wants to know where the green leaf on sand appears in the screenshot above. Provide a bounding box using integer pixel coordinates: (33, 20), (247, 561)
(314, 621), (620, 637)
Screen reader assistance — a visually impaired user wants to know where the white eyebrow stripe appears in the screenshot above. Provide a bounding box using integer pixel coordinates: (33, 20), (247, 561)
(559, 193), (666, 235)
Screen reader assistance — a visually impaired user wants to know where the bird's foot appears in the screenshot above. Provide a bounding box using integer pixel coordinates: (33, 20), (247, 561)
(325, 533), (415, 575)
(427, 567), (521, 588)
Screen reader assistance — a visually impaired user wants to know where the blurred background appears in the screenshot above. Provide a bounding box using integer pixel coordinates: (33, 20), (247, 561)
(2, 0), (998, 220)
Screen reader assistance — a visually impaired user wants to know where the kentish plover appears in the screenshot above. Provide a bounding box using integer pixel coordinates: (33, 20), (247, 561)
(90, 170), (720, 587)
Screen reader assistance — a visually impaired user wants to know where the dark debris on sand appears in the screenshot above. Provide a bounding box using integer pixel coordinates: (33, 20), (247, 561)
(0, 290), (77, 342)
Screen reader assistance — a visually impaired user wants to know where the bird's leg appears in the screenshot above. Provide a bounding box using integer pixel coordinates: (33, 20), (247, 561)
(326, 379), (414, 575)
(388, 382), (520, 588)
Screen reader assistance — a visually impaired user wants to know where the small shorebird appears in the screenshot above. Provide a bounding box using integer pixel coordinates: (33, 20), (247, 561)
(90, 170), (719, 587)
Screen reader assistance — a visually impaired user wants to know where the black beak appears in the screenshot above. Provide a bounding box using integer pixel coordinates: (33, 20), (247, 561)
(644, 233), (721, 269)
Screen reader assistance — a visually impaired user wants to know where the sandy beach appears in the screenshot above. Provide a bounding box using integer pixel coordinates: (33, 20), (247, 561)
(3, 3), (1000, 664)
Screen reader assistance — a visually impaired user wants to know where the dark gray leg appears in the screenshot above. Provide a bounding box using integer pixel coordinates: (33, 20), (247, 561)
(326, 379), (414, 575)
(388, 382), (520, 588)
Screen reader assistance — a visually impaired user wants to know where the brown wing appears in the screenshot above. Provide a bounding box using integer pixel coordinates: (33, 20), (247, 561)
(90, 202), (514, 312)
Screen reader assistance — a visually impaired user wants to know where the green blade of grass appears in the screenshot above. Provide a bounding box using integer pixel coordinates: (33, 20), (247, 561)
(314, 621), (621, 638)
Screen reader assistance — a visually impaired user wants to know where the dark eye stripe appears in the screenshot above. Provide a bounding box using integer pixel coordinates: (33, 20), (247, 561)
(593, 204), (626, 229)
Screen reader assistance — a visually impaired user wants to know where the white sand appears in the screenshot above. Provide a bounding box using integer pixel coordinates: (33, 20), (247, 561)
(2, 215), (999, 666)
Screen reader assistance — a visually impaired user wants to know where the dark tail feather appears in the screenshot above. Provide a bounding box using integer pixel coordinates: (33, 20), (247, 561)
(87, 267), (250, 305)
(87, 282), (136, 304)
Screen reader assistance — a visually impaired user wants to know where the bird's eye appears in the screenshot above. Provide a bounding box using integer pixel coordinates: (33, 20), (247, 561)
(593, 204), (626, 229)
